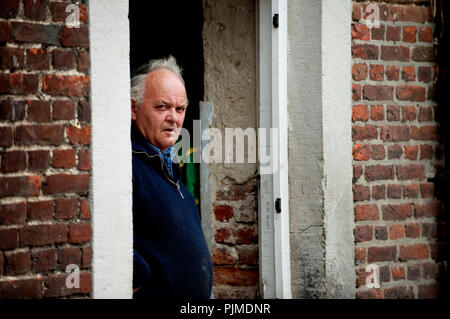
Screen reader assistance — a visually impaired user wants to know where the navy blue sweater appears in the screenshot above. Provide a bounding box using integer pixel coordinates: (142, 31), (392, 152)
(131, 124), (213, 299)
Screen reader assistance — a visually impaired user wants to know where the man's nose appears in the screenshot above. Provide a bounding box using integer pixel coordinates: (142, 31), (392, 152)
(166, 107), (178, 123)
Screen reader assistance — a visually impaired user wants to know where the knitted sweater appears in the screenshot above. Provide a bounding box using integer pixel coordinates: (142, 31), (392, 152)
(131, 124), (213, 299)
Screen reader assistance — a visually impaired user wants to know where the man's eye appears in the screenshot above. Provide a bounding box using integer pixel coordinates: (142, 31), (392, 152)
(155, 105), (166, 109)
(176, 106), (186, 112)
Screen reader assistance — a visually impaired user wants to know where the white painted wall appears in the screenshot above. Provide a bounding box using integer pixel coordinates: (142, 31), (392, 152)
(89, 0), (133, 298)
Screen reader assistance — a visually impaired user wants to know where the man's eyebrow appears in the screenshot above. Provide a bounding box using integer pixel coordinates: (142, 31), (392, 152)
(154, 99), (187, 107)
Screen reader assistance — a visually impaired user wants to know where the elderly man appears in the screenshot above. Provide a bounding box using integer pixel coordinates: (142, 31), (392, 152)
(130, 56), (212, 299)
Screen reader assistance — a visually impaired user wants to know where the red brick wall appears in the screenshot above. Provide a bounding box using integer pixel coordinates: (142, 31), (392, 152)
(352, 1), (446, 298)
(0, 0), (91, 298)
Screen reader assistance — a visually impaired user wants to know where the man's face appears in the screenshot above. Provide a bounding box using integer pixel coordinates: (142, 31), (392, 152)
(132, 69), (187, 151)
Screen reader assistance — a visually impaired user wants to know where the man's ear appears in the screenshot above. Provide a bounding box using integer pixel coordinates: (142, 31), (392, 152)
(131, 99), (137, 121)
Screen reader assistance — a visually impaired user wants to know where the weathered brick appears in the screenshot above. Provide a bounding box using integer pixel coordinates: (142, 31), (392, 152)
(374, 226), (388, 240)
(380, 125), (410, 142)
(54, 197), (78, 219)
(44, 272), (91, 297)
(353, 165), (362, 181)
(401, 106), (416, 122)
(352, 24), (370, 41)
(407, 264), (421, 280)
(80, 198), (90, 219)
(15, 125), (64, 146)
(352, 64), (367, 81)
(52, 100), (76, 120)
(369, 65), (384, 81)
(353, 144), (370, 161)
(353, 185), (370, 202)
(27, 200), (54, 221)
(418, 107), (432, 122)
(0, 0), (20, 19)
(352, 44), (379, 60)
(352, 105), (369, 122)
(1, 175), (41, 197)
(422, 223), (437, 239)
(78, 100), (91, 123)
(411, 126), (439, 141)
(412, 46), (435, 62)
(418, 283), (439, 299)
(50, 2), (88, 23)
(11, 22), (61, 45)
(77, 51), (89, 72)
(388, 145), (402, 159)
(401, 66), (416, 81)
(403, 184), (419, 198)
(234, 226), (257, 245)
(368, 246), (396, 263)
(354, 225), (372, 242)
(420, 182), (434, 198)
(386, 26), (401, 41)
(23, 0), (47, 21)
(213, 267), (258, 286)
(81, 247), (92, 268)
(386, 65), (399, 81)
(78, 149), (91, 171)
(402, 26), (417, 43)
(404, 145), (418, 160)
(4, 249), (31, 275)
(1, 150), (26, 173)
(422, 263), (438, 280)
(355, 247), (366, 264)
(418, 27), (433, 42)
(68, 221), (91, 243)
(216, 183), (254, 201)
(52, 149), (76, 168)
(353, 84), (361, 101)
(28, 150), (50, 171)
(19, 223), (67, 247)
(43, 174), (90, 195)
(381, 45), (410, 62)
(52, 49), (75, 70)
(383, 286), (414, 299)
(392, 5), (432, 23)
(0, 278), (43, 299)
(370, 105), (384, 121)
(66, 125), (91, 145)
(391, 266), (406, 281)
(363, 85), (394, 101)
(355, 288), (383, 299)
(371, 25), (385, 41)
(0, 73), (39, 95)
(0, 202), (27, 225)
(27, 100), (51, 123)
(58, 247), (81, 269)
(352, 125), (378, 141)
(397, 164), (425, 181)
(213, 205), (234, 222)
(61, 27), (89, 48)
(364, 165), (394, 181)
(399, 244), (429, 261)
(396, 85), (426, 102)
(371, 184), (385, 199)
(212, 246), (236, 265)
(418, 66), (432, 82)
(415, 201), (442, 218)
(0, 47), (24, 70)
(31, 248), (57, 273)
(215, 227), (232, 243)
(0, 21), (10, 43)
(389, 224), (405, 239)
(382, 203), (413, 220)
(42, 75), (89, 97)
(0, 228), (18, 250)
(352, 3), (361, 21)
(237, 245), (258, 265)
(0, 99), (26, 121)
(26, 48), (50, 70)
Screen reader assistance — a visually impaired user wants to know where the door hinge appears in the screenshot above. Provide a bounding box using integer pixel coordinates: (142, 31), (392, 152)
(275, 198), (281, 213)
(273, 13), (279, 28)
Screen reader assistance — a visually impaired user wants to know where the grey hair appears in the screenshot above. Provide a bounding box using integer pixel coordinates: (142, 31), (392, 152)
(130, 55), (186, 106)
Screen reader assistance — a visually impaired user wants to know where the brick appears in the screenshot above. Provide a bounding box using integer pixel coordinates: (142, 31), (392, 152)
(15, 125), (64, 146)
(368, 246), (396, 263)
(32, 248), (57, 273)
(402, 26), (417, 43)
(352, 44), (378, 60)
(66, 125), (91, 145)
(237, 245), (258, 265)
(372, 145), (386, 160)
(381, 45), (410, 62)
(28, 150), (50, 171)
(0, 0), (20, 18)
(389, 224), (405, 239)
(355, 247), (365, 264)
(27, 200), (54, 221)
(78, 150), (91, 171)
(380, 125), (410, 142)
(81, 247), (92, 268)
(0, 202), (26, 225)
(23, 0), (47, 21)
(407, 264), (421, 280)
(396, 85), (426, 102)
(68, 221), (91, 243)
(353, 144), (370, 161)
(44, 272), (92, 297)
(27, 100), (51, 123)
(0, 278), (43, 299)
(52, 149), (76, 168)
(1, 175), (41, 197)
(55, 197), (78, 219)
(0, 99), (26, 121)
(1, 150), (26, 173)
(401, 106), (416, 122)
(352, 105), (368, 122)
(418, 284), (439, 299)
(386, 105), (400, 121)
(411, 126), (439, 141)
(353, 84), (361, 101)
(391, 266), (405, 281)
(418, 107), (432, 122)
(364, 165), (394, 181)
(213, 267), (258, 286)
(61, 27), (89, 48)
(403, 184), (419, 198)
(370, 105), (384, 121)
(420, 182), (434, 198)
(50, 2), (88, 23)
(383, 286), (414, 299)
(1, 47), (24, 70)
(371, 185), (385, 199)
(369, 65), (384, 81)
(213, 205), (234, 222)
(352, 3), (361, 21)
(385, 65), (399, 81)
(216, 183), (254, 201)
(234, 226), (257, 245)
(352, 125), (378, 141)
(0, 21), (10, 43)
(78, 100), (91, 123)
(404, 145), (418, 160)
(19, 224), (67, 247)
(388, 145), (402, 159)
(401, 66), (415, 81)
(352, 24), (370, 41)
(355, 288), (383, 299)
(353, 185), (370, 202)
(397, 164), (425, 181)
(418, 66), (431, 82)
(374, 226), (388, 240)
(422, 263), (437, 280)
(352, 64), (367, 81)
(415, 202), (442, 218)
(80, 198), (90, 219)
(418, 27), (433, 42)
(52, 49), (75, 70)
(371, 25), (385, 41)
(399, 244), (429, 261)
(0, 73), (39, 95)
(43, 174), (90, 195)
(354, 225), (372, 242)
(387, 184), (402, 199)
(362, 3), (393, 22)
(42, 75), (89, 97)
(0, 228), (18, 250)
(353, 165), (362, 181)
(382, 203), (413, 220)
(11, 22), (61, 45)
(363, 85), (393, 101)
(58, 247), (82, 269)
(212, 245), (236, 265)
(412, 46), (435, 62)
(422, 223), (437, 239)
(53, 100), (76, 120)
(356, 267), (368, 288)
(4, 250), (31, 275)
(215, 227), (231, 243)
(386, 26), (401, 41)
(26, 48), (50, 70)
(428, 85), (436, 100)
(77, 51), (89, 72)
(392, 5), (432, 23)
